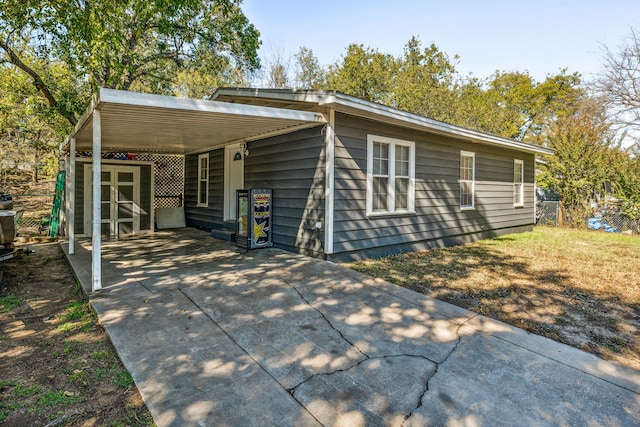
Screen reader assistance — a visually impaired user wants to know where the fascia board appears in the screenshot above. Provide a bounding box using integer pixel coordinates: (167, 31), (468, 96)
(320, 95), (554, 156)
(98, 88), (326, 123)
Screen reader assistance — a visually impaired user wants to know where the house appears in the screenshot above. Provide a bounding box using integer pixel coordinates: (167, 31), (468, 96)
(62, 88), (552, 290)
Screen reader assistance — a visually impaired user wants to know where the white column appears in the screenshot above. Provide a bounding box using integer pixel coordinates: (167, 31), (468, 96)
(91, 109), (102, 291)
(68, 137), (76, 255)
(323, 109), (335, 256)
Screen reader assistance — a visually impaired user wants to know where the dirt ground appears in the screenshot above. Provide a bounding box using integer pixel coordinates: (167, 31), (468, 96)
(0, 241), (153, 426)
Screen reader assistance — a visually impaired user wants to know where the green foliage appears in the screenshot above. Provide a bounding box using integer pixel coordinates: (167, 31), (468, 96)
(0, 293), (21, 312)
(11, 382), (39, 397)
(325, 44), (397, 104)
(294, 47), (326, 89)
(114, 370), (134, 389)
(0, 61), (74, 181)
(391, 36), (460, 123)
(1, 0), (261, 128)
(58, 303), (96, 332)
(32, 390), (85, 412)
(613, 152), (640, 232)
(537, 97), (618, 226)
(308, 37), (583, 146)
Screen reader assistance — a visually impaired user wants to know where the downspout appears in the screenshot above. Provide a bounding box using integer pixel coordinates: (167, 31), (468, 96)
(91, 109), (102, 291)
(323, 109), (335, 257)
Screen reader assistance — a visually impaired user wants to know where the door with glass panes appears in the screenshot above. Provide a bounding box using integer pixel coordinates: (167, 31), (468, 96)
(84, 164), (140, 236)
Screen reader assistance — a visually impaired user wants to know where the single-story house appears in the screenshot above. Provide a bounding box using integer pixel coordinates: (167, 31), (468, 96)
(62, 88), (552, 291)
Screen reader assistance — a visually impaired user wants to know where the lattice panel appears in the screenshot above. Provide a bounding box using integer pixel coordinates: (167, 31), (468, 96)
(74, 152), (185, 209)
(136, 154), (185, 209)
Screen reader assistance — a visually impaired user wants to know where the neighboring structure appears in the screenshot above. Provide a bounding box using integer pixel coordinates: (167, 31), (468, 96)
(62, 88), (552, 290)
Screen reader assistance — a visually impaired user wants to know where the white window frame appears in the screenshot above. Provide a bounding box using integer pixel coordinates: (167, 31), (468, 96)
(366, 135), (415, 216)
(460, 150), (475, 210)
(513, 159), (524, 207)
(197, 153), (209, 207)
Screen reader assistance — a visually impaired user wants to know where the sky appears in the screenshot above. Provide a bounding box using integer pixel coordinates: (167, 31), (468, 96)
(242, 0), (640, 83)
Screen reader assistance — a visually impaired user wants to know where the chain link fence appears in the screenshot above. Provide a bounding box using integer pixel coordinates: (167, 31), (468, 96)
(536, 201), (639, 234)
(536, 201), (560, 226)
(588, 207), (639, 234)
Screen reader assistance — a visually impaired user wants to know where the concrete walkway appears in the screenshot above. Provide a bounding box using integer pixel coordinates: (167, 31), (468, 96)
(62, 229), (640, 427)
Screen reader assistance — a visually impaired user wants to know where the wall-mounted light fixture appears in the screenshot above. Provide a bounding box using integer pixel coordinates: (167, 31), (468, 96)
(240, 141), (249, 157)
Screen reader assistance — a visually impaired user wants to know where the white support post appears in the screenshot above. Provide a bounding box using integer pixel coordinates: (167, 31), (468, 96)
(91, 110), (102, 291)
(323, 109), (335, 256)
(68, 137), (76, 255)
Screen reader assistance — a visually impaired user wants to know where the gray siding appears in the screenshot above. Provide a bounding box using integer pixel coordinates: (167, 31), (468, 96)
(74, 162), (85, 235)
(184, 148), (224, 230)
(139, 165), (152, 231)
(244, 127), (326, 257)
(330, 114), (536, 260)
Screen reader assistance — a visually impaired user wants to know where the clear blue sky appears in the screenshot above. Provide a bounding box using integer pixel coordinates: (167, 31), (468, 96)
(242, 0), (640, 83)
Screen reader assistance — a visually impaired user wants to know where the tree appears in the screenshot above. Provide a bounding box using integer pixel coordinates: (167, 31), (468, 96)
(391, 37), (459, 123)
(1, 0), (261, 125)
(596, 27), (640, 133)
(325, 44), (397, 104)
(293, 47), (326, 90)
(0, 61), (71, 181)
(537, 97), (618, 226)
(612, 149), (640, 233)
(262, 48), (291, 89)
(481, 70), (583, 142)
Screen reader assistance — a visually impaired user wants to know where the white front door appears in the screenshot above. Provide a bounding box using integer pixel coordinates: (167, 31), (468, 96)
(84, 164), (140, 236)
(224, 144), (244, 221)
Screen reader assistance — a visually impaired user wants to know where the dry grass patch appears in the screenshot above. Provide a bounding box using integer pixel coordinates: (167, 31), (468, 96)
(346, 227), (640, 370)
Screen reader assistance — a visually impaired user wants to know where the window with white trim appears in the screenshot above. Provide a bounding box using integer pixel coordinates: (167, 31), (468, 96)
(367, 135), (415, 215)
(460, 151), (475, 209)
(513, 159), (524, 207)
(197, 153), (209, 207)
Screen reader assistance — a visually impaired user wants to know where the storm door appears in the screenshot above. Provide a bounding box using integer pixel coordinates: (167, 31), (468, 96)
(224, 143), (244, 221)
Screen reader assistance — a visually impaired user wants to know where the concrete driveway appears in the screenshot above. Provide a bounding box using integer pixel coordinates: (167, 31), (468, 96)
(62, 229), (640, 426)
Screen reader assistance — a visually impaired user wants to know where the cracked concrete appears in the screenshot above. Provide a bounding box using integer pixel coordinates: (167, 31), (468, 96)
(63, 229), (640, 427)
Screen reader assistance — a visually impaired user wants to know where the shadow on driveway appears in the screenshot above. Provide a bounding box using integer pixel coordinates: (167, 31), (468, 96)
(62, 229), (640, 426)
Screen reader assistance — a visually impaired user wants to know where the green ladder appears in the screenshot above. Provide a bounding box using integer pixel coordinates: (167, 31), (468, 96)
(49, 170), (65, 237)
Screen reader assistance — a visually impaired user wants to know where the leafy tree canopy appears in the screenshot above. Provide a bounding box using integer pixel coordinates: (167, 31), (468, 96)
(325, 44), (397, 105)
(537, 96), (621, 226)
(1, 0), (261, 125)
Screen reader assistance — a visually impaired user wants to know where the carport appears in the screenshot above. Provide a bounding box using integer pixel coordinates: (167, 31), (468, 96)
(62, 88), (326, 291)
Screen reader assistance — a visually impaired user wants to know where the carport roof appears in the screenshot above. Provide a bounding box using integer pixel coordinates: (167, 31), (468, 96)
(65, 88), (327, 155)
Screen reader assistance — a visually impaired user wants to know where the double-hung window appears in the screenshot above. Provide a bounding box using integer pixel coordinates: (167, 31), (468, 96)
(367, 135), (415, 215)
(197, 153), (209, 207)
(513, 159), (524, 207)
(460, 151), (475, 210)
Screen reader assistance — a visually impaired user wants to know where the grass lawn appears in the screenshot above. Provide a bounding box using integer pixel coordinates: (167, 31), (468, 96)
(346, 226), (640, 370)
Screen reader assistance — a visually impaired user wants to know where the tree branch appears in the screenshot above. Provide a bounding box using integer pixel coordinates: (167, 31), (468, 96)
(0, 37), (77, 126)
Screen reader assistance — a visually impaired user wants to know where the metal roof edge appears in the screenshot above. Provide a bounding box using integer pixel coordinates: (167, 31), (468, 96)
(64, 90), (101, 150)
(211, 87), (338, 104)
(212, 88), (553, 156)
(98, 88), (326, 123)
(324, 93), (554, 155)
